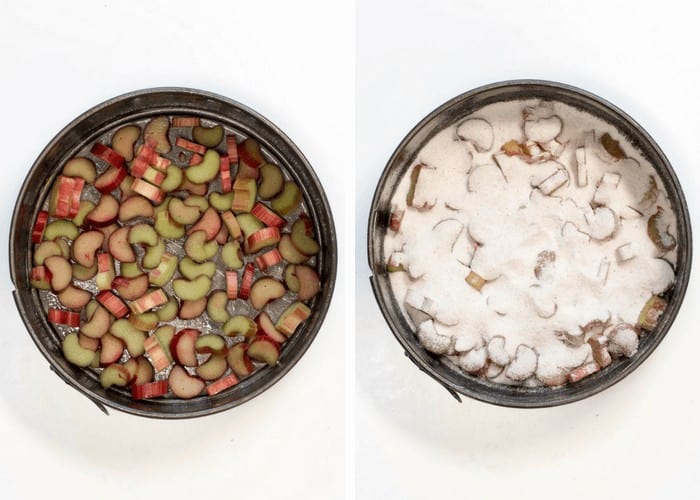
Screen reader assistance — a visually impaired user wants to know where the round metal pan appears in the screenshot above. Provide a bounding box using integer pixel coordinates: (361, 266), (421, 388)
(10, 87), (337, 418)
(367, 80), (691, 408)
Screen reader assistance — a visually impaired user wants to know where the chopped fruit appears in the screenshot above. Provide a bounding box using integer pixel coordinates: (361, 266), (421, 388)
(86, 194), (119, 227)
(600, 132), (626, 160)
(271, 181), (301, 215)
(278, 234), (309, 264)
(196, 355), (228, 381)
(43, 220), (79, 241)
(465, 270), (486, 291)
(238, 137), (265, 168)
(155, 297), (178, 322)
(168, 365), (205, 399)
(575, 146), (588, 187)
(172, 275), (212, 301)
(148, 253), (178, 287)
(255, 312), (287, 343)
(456, 118), (494, 151)
(195, 333), (227, 355)
(226, 271), (238, 299)
(172, 116), (200, 127)
(96, 289), (128, 318)
(638, 295), (667, 331)
(389, 209), (404, 232)
(32, 210), (49, 243)
(184, 230), (218, 262)
(78, 334), (100, 351)
(128, 312), (159, 331)
(108, 227), (136, 263)
(188, 207), (222, 240)
(290, 219), (319, 255)
(247, 335), (281, 365)
(275, 302), (311, 336)
(206, 373), (239, 396)
(258, 163), (284, 199)
(294, 265), (321, 301)
(63, 157), (97, 183)
(131, 380), (168, 400)
(647, 206), (677, 252)
(154, 205), (185, 239)
(193, 124), (224, 148)
(34, 241), (62, 266)
(186, 149), (220, 184)
(247, 227), (281, 254)
(57, 284), (92, 310)
(144, 335), (171, 372)
(568, 362), (600, 383)
(130, 288), (168, 314)
(206, 291), (230, 324)
(44, 255), (72, 292)
(128, 223), (159, 247)
(71, 230), (104, 267)
(256, 248), (283, 271)
(111, 125), (140, 161)
(118, 196), (154, 222)
(100, 364), (131, 388)
(48, 307), (81, 327)
(236, 213), (264, 238)
(587, 336), (612, 368)
(94, 166), (128, 194)
(251, 203), (286, 228)
(154, 325), (176, 361)
(176, 137), (207, 155)
(249, 278), (286, 310)
(110, 319), (147, 356)
(226, 343), (255, 377)
(179, 297), (207, 319)
(80, 305), (111, 339)
(143, 116), (171, 153)
(131, 178), (163, 203)
(501, 140), (529, 157)
(161, 165), (183, 192)
(179, 257), (216, 280)
(226, 135), (239, 163)
(136, 357), (155, 385)
(142, 237), (166, 269)
(223, 315), (257, 339)
(30, 265), (52, 290)
(239, 263), (255, 300)
(72, 262), (98, 281)
(284, 265), (300, 292)
(170, 329), (200, 366)
(237, 161), (260, 180)
(95, 253), (115, 290)
(214, 223), (229, 244)
(122, 357), (139, 383)
(120, 261), (142, 278)
(524, 115), (562, 144)
(221, 211), (243, 240)
(99, 334), (125, 366)
(90, 143), (126, 169)
(210, 190), (235, 213)
(231, 178), (257, 213)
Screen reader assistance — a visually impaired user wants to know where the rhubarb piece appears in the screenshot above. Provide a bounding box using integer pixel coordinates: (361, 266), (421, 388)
(535, 168), (569, 195)
(206, 191), (234, 213)
(170, 329), (200, 366)
(144, 335), (171, 372)
(172, 275), (212, 301)
(129, 289), (168, 316)
(294, 265), (320, 301)
(239, 263), (255, 300)
(416, 320), (450, 354)
(148, 253), (178, 286)
(176, 137), (207, 155)
(290, 219), (319, 255)
(121, 357), (139, 384)
(32, 210), (49, 243)
(226, 343), (254, 377)
(184, 149), (219, 186)
(236, 213), (264, 238)
(30, 265), (51, 290)
(182, 194), (209, 213)
(524, 115), (562, 144)
(132, 380), (168, 400)
(486, 336), (510, 366)
(501, 140), (529, 157)
(255, 312), (287, 343)
(206, 373), (239, 396)
(142, 238), (166, 269)
(110, 318), (147, 356)
(504, 344), (538, 381)
(275, 302), (311, 336)
(48, 175), (75, 218)
(465, 270), (486, 292)
(98, 224), (119, 252)
(456, 118), (494, 151)
(184, 230), (218, 263)
(258, 163), (284, 199)
(131, 178), (163, 203)
(226, 271), (238, 299)
(118, 196), (154, 222)
(136, 357), (156, 386)
(600, 132), (626, 160)
(575, 146), (588, 187)
(128, 311), (159, 331)
(206, 290), (230, 323)
(284, 265), (300, 292)
(43, 220), (79, 241)
(78, 333), (100, 352)
(193, 125), (224, 148)
(154, 204), (185, 239)
(48, 307), (80, 327)
(214, 223), (229, 244)
(256, 248), (282, 271)
(249, 278), (286, 310)
(153, 325), (176, 361)
(98, 364), (130, 388)
(86, 194), (119, 227)
(33, 241), (62, 266)
(647, 206), (677, 252)
(587, 336), (612, 368)
(106, 227), (135, 263)
(161, 165), (183, 192)
(567, 362), (600, 383)
(278, 234), (310, 264)
(270, 181), (301, 215)
(196, 354), (228, 381)
(534, 250), (556, 280)
(56, 284), (91, 310)
(170, 292), (203, 321)
(231, 178), (257, 213)
(44, 255), (72, 292)
(389, 209), (404, 232)
(96, 289), (128, 318)
(95, 166), (128, 194)
(251, 203), (286, 228)
(128, 223), (158, 247)
(94, 253), (115, 290)
(156, 297), (179, 322)
(143, 116), (171, 153)
(172, 116), (200, 127)
(247, 227), (281, 254)
(168, 365), (205, 399)
(195, 333), (227, 356)
(247, 335), (281, 365)
(458, 347), (488, 374)
(71, 200), (94, 227)
(179, 257), (217, 280)
(99, 334), (125, 365)
(63, 157), (97, 183)
(71, 230), (104, 267)
(119, 261), (142, 279)
(239, 138), (265, 169)
(90, 143), (126, 169)
(237, 161), (260, 180)
(188, 207), (222, 240)
(223, 315), (257, 339)
(638, 295), (667, 331)
(221, 211), (243, 240)
(111, 125), (140, 161)
(55, 238), (71, 258)
(586, 206), (617, 241)
(80, 305), (112, 339)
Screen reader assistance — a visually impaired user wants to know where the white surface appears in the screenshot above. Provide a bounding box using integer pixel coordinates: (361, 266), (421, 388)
(0, 1), (351, 499)
(357, 1), (700, 500)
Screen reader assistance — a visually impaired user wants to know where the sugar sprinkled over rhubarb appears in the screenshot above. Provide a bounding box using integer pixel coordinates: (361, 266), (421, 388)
(385, 99), (678, 386)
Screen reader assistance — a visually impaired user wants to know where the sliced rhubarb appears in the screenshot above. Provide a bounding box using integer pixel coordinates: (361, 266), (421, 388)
(226, 135), (239, 163)
(170, 329), (200, 366)
(131, 380), (169, 400)
(176, 137), (207, 155)
(239, 263), (255, 300)
(56, 284), (92, 310)
(251, 203), (286, 228)
(131, 178), (163, 203)
(188, 207), (221, 240)
(255, 248), (282, 271)
(249, 278), (286, 310)
(179, 297), (207, 319)
(226, 271), (238, 299)
(246, 226), (281, 254)
(31, 210), (49, 243)
(226, 343), (254, 377)
(172, 116), (200, 127)
(95, 166), (128, 194)
(90, 143), (126, 169)
(238, 138), (264, 168)
(206, 373), (239, 396)
(99, 334), (125, 366)
(144, 335), (171, 371)
(221, 211), (242, 240)
(86, 193), (119, 227)
(276, 301), (311, 336)
(130, 288), (168, 314)
(168, 365), (205, 399)
(112, 274), (149, 301)
(193, 125), (224, 148)
(62, 332), (96, 367)
(255, 312), (287, 343)
(71, 230), (104, 267)
(48, 307), (80, 327)
(247, 335), (281, 365)
(95, 252), (115, 290)
(96, 290), (129, 318)
(108, 226), (136, 263)
(44, 255), (72, 292)
(220, 155), (232, 192)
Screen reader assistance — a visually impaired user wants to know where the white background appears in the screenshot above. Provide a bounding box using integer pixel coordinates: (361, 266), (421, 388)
(357, 1), (700, 500)
(0, 1), (351, 499)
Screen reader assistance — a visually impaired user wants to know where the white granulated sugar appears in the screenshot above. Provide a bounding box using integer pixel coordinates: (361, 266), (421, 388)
(385, 99), (678, 387)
